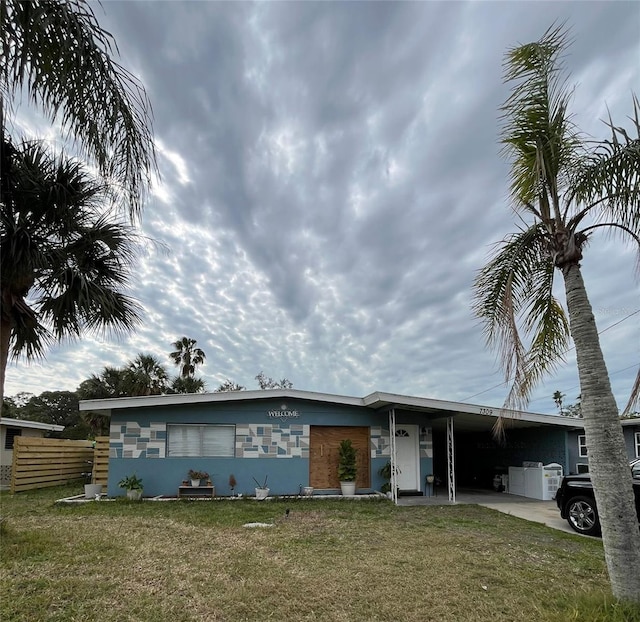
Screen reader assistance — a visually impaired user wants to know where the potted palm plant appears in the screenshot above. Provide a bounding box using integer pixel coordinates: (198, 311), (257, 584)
(338, 439), (357, 495)
(118, 474), (144, 500)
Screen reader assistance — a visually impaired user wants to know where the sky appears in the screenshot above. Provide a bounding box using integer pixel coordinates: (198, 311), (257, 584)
(5, 0), (640, 415)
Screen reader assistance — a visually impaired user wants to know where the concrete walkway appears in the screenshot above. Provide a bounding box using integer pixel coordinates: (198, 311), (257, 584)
(397, 488), (577, 535)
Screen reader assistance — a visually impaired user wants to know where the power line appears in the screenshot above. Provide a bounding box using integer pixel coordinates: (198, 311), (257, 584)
(462, 308), (640, 402)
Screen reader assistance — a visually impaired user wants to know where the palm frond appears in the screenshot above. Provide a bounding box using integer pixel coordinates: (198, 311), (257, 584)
(570, 95), (640, 235)
(1, 0), (157, 218)
(473, 223), (570, 408)
(500, 23), (582, 219)
(2, 137), (143, 362)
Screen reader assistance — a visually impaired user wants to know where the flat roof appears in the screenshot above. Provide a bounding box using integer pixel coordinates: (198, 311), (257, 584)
(0, 417), (65, 432)
(79, 388), (580, 433)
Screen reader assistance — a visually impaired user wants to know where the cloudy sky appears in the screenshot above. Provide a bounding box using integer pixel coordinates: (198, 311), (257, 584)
(6, 1), (639, 415)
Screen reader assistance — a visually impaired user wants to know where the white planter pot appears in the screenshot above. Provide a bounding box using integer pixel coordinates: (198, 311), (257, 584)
(191, 479), (201, 487)
(302, 486), (314, 497)
(255, 487), (270, 500)
(84, 484), (102, 499)
(340, 481), (356, 496)
(126, 489), (143, 501)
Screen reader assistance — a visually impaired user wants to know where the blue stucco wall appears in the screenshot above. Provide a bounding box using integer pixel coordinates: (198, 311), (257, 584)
(567, 429), (587, 474)
(624, 424), (639, 460)
(108, 397), (415, 497)
(566, 424), (639, 474)
(106, 395), (581, 497)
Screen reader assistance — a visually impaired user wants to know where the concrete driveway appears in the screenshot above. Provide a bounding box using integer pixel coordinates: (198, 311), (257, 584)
(478, 498), (576, 535)
(397, 488), (579, 536)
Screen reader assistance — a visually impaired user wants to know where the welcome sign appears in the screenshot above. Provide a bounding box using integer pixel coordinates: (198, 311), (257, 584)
(267, 404), (301, 421)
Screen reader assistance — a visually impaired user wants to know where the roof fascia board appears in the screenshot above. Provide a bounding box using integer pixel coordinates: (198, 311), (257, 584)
(0, 417), (65, 432)
(79, 388), (364, 412)
(363, 391), (578, 427)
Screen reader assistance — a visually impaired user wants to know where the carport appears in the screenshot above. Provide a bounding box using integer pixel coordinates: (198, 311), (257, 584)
(362, 393), (578, 504)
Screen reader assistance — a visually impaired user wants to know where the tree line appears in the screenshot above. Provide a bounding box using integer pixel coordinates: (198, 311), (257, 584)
(3, 335), (292, 439)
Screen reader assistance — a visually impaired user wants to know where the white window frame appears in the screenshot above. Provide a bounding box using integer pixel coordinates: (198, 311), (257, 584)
(578, 434), (588, 458)
(635, 432), (640, 459)
(576, 463), (589, 474)
(167, 424), (235, 457)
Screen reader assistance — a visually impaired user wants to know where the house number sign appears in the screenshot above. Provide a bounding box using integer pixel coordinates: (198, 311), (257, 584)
(267, 404), (301, 421)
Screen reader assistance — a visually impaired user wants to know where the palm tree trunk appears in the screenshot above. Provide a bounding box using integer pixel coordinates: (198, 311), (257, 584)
(562, 263), (640, 602)
(0, 315), (11, 411)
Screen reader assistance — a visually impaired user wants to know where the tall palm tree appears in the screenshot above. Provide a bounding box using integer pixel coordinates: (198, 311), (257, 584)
(169, 337), (206, 378)
(1, 0), (156, 219)
(0, 138), (142, 403)
(473, 25), (640, 601)
(126, 353), (169, 396)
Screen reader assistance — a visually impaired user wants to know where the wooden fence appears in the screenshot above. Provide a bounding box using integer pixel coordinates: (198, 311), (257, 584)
(11, 436), (110, 493)
(92, 436), (109, 486)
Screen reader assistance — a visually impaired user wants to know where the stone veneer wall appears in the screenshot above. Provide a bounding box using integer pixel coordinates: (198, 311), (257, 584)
(370, 427), (433, 458)
(235, 423), (309, 458)
(110, 422), (166, 458)
(110, 421), (433, 460)
(110, 421), (311, 459)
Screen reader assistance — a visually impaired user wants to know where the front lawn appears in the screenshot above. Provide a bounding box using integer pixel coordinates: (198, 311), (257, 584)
(1, 485), (638, 622)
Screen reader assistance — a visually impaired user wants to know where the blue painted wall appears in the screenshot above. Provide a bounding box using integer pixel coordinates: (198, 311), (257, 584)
(106, 395), (578, 497)
(108, 397), (399, 497)
(623, 424), (639, 460)
(566, 424), (639, 474)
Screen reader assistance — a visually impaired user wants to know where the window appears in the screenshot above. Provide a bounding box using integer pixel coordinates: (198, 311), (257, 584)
(576, 463), (590, 474)
(167, 425), (235, 457)
(635, 432), (640, 459)
(578, 434), (588, 457)
(4, 428), (21, 450)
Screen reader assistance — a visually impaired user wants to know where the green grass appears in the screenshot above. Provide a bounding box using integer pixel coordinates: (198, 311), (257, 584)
(1, 485), (639, 622)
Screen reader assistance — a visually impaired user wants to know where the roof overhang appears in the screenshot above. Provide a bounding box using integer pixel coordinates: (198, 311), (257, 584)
(0, 417), (65, 432)
(79, 388), (579, 434)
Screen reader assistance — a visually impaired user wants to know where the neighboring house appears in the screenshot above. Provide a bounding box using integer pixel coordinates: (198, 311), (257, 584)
(568, 418), (640, 474)
(80, 389), (584, 501)
(0, 417), (65, 487)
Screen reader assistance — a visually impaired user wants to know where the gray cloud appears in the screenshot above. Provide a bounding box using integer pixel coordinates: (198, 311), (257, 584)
(6, 1), (639, 415)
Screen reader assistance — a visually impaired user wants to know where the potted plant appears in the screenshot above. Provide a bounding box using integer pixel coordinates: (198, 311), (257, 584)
(188, 469), (209, 487)
(118, 474), (144, 500)
(253, 475), (269, 500)
(338, 439), (357, 495)
(378, 461), (392, 494)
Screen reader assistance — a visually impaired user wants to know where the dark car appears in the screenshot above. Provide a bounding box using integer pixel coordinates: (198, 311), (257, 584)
(555, 459), (640, 536)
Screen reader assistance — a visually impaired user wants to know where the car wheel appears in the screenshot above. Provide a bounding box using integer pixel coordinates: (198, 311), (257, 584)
(566, 496), (601, 536)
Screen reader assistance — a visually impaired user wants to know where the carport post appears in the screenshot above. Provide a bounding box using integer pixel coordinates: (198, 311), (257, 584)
(447, 416), (456, 503)
(389, 408), (398, 505)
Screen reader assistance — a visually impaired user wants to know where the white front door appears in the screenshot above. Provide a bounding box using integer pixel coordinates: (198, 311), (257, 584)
(395, 425), (420, 491)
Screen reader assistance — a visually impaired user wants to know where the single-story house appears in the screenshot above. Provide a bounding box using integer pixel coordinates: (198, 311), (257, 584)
(0, 417), (65, 487)
(79, 388), (638, 501)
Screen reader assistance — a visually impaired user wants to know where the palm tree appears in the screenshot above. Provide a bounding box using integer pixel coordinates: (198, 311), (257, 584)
(126, 353), (169, 396)
(473, 25), (640, 601)
(1, 0), (156, 219)
(77, 366), (131, 400)
(214, 379), (246, 393)
(169, 337), (206, 378)
(170, 375), (207, 394)
(0, 139), (142, 403)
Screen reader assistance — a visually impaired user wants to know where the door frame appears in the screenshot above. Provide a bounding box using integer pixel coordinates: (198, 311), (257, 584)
(395, 423), (420, 491)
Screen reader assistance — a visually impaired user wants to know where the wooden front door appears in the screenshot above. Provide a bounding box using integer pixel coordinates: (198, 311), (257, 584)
(309, 426), (370, 489)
